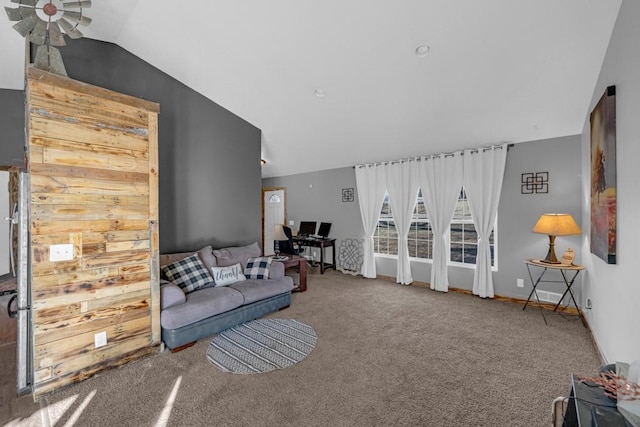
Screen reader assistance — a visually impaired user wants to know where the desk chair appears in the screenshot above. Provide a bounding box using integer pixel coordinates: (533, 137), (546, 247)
(274, 225), (304, 256)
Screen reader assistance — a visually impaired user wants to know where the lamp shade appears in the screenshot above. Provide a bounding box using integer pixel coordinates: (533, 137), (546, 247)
(273, 224), (288, 241)
(532, 214), (581, 236)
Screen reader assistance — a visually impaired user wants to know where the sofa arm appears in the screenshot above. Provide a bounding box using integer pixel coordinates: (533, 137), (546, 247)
(269, 261), (285, 279)
(160, 280), (186, 310)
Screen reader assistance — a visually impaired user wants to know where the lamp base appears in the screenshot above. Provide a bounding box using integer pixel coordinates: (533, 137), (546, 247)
(540, 235), (560, 264)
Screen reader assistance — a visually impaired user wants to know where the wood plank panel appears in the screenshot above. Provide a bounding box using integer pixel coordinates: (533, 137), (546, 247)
(28, 67), (159, 113)
(31, 163), (148, 184)
(30, 115), (149, 151)
(32, 289), (150, 323)
(34, 296), (150, 345)
(33, 271), (152, 302)
(43, 146), (149, 174)
(31, 204), (150, 222)
(27, 68), (159, 398)
(31, 267), (118, 289)
(31, 174), (149, 196)
(34, 317), (151, 368)
(31, 136), (148, 160)
(29, 90), (150, 129)
(34, 345), (157, 397)
(33, 193), (148, 206)
(31, 219), (149, 235)
(106, 240), (150, 252)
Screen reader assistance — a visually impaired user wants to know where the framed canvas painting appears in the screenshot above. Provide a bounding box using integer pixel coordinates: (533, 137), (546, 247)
(590, 85), (616, 264)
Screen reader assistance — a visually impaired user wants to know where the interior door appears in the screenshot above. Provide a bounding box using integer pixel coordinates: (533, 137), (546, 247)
(262, 188), (286, 256)
(0, 171), (9, 276)
(26, 67), (160, 398)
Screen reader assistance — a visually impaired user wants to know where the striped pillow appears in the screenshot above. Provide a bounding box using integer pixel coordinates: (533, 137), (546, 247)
(161, 253), (213, 293)
(244, 256), (273, 280)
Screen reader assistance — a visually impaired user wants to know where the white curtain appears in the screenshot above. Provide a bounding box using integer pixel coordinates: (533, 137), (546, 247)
(385, 161), (419, 285)
(463, 144), (508, 298)
(417, 153), (463, 292)
(355, 164), (387, 278)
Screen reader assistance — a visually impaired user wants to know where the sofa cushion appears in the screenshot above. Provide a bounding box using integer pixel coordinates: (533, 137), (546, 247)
(211, 263), (246, 286)
(244, 256), (272, 279)
(268, 261), (285, 279)
(160, 286), (244, 330)
(161, 253), (213, 294)
(213, 242), (261, 268)
(160, 281), (186, 310)
(196, 245), (218, 271)
(159, 246), (217, 269)
(229, 279), (294, 304)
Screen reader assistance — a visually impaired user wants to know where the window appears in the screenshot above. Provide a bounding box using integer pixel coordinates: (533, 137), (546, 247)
(373, 188), (496, 267)
(450, 189), (495, 267)
(373, 192), (397, 256)
(408, 191), (433, 259)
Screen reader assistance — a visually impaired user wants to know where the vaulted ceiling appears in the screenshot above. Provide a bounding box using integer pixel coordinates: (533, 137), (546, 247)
(1, 1), (622, 177)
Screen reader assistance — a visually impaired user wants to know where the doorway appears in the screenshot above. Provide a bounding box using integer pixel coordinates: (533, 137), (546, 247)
(262, 187), (286, 256)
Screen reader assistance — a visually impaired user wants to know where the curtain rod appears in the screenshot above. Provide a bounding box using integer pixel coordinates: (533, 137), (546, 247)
(353, 143), (513, 169)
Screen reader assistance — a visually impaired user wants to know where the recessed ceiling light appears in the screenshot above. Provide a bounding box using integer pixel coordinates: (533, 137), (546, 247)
(314, 89), (326, 98)
(415, 44), (430, 57)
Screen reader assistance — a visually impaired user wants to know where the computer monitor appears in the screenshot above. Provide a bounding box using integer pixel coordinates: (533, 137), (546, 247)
(298, 221), (316, 237)
(317, 222), (332, 238)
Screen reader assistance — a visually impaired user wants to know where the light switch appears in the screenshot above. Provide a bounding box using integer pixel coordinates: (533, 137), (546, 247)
(95, 331), (107, 348)
(50, 244), (74, 262)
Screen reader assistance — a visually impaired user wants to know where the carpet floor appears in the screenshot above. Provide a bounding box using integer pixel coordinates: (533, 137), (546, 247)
(1, 269), (601, 426)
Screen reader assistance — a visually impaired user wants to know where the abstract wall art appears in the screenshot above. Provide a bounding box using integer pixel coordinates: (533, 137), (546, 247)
(590, 85), (617, 264)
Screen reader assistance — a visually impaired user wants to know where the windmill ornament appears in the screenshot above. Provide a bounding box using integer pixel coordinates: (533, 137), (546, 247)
(5, 0), (92, 76)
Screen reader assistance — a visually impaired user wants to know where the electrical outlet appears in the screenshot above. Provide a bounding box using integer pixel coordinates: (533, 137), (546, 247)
(289, 220), (294, 226)
(586, 298), (592, 309)
(50, 244), (74, 262)
(516, 278), (524, 288)
(94, 331), (107, 348)
(312, 250), (317, 259)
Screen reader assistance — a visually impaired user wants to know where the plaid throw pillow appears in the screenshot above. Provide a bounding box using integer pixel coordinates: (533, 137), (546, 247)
(244, 256), (273, 280)
(161, 253), (213, 294)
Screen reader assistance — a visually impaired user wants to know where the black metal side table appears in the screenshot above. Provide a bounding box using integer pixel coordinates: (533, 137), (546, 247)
(523, 259), (586, 326)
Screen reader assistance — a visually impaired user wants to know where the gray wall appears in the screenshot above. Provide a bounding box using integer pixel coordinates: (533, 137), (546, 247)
(0, 89), (25, 167)
(264, 135), (582, 300)
(578, 0), (639, 362)
(46, 38), (262, 253)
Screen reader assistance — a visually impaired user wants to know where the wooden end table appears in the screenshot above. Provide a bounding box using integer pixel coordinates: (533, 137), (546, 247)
(275, 254), (308, 292)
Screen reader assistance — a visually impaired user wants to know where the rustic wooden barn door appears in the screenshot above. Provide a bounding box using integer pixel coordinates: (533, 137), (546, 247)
(26, 67), (160, 398)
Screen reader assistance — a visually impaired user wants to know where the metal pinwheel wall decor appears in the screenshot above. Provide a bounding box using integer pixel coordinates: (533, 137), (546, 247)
(5, 0), (92, 76)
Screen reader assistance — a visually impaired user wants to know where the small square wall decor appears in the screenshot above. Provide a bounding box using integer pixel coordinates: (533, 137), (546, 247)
(521, 172), (548, 194)
(342, 188), (354, 202)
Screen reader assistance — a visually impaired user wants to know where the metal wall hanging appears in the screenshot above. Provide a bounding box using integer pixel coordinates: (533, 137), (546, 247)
(521, 172), (548, 194)
(5, 0), (92, 77)
(342, 188), (354, 202)
(337, 237), (364, 275)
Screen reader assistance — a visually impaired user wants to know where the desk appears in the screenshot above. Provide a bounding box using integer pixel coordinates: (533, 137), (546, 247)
(563, 374), (632, 426)
(293, 237), (336, 274)
(277, 254), (307, 292)
(523, 259), (585, 326)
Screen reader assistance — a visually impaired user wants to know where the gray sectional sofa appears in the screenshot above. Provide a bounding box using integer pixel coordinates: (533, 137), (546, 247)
(159, 242), (294, 351)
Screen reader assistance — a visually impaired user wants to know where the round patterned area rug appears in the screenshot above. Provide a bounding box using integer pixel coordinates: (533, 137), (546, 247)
(206, 318), (317, 374)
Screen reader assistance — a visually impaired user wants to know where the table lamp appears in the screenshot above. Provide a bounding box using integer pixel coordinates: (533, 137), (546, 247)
(273, 224), (288, 259)
(532, 213), (582, 264)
